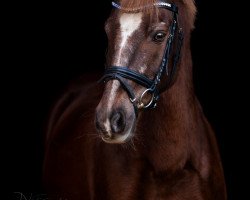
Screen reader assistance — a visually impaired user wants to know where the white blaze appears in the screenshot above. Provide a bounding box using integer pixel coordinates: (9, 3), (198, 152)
(104, 80), (120, 133)
(116, 12), (143, 65)
(104, 13), (142, 139)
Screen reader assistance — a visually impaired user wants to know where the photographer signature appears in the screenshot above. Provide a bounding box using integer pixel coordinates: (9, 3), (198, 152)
(13, 192), (67, 200)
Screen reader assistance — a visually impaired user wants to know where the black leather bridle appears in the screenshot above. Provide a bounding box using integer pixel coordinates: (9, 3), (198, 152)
(99, 1), (184, 115)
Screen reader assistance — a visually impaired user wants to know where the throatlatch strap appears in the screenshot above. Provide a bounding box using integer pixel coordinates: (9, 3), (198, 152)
(168, 29), (184, 87)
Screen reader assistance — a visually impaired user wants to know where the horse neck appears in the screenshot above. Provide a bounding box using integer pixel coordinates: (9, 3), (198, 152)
(138, 38), (226, 187)
(137, 38), (204, 170)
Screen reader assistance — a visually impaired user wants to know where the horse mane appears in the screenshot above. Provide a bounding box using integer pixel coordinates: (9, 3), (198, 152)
(119, 0), (158, 13)
(179, 0), (196, 29)
(120, 0), (157, 8)
(119, 0), (196, 29)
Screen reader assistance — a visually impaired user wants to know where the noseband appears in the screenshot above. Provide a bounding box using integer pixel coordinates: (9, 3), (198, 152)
(99, 1), (184, 114)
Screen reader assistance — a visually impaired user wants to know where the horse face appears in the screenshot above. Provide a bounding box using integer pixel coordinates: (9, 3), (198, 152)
(95, 9), (172, 144)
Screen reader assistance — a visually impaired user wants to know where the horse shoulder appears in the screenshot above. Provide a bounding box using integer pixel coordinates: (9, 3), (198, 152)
(45, 74), (102, 142)
(43, 74), (103, 199)
(190, 98), (227, 199)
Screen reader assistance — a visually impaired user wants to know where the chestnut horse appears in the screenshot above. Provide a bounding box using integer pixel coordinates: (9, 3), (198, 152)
(43, 0), (226, 199)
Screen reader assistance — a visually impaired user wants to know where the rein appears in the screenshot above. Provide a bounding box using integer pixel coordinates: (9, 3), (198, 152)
(99, 1), (184, 114)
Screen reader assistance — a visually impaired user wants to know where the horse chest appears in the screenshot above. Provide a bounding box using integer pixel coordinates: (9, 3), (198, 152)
(92, 151), (180, 200)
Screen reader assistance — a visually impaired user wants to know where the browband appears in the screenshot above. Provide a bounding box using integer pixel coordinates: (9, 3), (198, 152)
(111, 1), (178, 13)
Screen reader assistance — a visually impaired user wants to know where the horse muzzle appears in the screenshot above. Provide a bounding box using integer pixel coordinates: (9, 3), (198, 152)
(95, 97), (136, 144)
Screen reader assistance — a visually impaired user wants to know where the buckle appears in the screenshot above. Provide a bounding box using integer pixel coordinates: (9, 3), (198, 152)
(138, 88), (155, 109)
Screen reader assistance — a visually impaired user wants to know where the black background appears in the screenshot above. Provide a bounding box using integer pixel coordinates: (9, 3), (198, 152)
(6, 0), (248, 199)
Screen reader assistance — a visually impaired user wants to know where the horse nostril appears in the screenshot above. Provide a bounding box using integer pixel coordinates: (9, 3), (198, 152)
(110, 111), (126, 134)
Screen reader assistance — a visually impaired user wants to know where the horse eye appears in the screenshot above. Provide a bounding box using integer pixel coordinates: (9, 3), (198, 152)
(153, 32), (166, 42)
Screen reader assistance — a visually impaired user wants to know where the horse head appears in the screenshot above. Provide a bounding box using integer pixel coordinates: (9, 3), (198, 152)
(95, 0), (196, 144)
